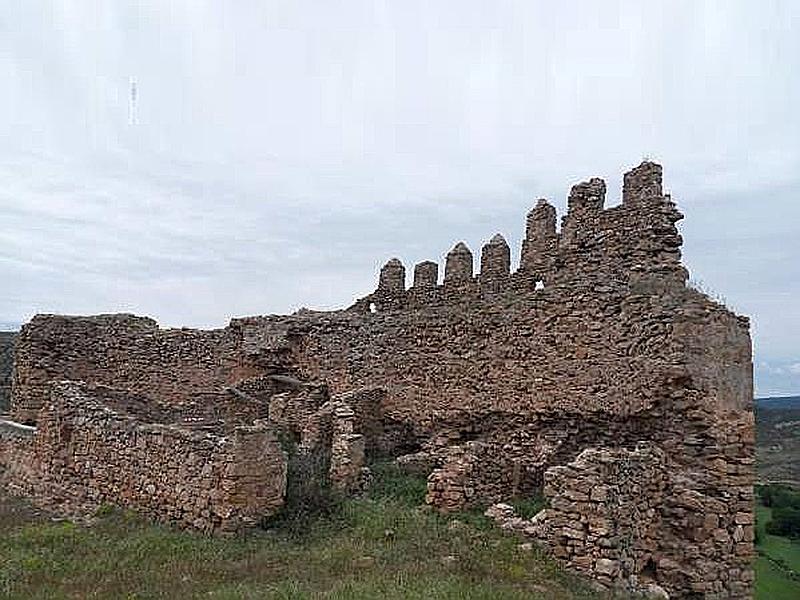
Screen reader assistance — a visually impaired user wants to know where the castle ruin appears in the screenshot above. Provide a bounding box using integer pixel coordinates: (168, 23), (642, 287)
(0, 162), (755, 598)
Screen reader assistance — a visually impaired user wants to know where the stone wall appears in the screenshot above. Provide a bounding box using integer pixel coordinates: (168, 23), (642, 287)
(488, 434), (754, 599)
(7, 162), (755, 597)
(333, 387), (386, 456)
(426, 441), (523, 512)
(286, 390), (375, 494)
(541, 445), (670, 591)
(0, 332), (16, 413)
(0, 417), (36, 484)
(1, 382), (287, 533)
(10, 315), (297, 423)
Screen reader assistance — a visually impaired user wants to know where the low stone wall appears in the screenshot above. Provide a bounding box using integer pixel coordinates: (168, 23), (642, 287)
(422, 406), (678, 514)
(539, 444), (668, 591)
(426, 441), (522, 512)
(487, 439), (754, 599)
(1, 382), (287, 533)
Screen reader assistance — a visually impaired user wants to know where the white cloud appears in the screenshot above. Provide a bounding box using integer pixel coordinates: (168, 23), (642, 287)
(0, 1), (798, 393)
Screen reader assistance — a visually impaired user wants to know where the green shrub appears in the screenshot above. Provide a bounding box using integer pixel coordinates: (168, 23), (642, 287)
(766, 507), (800, 539)
(268, 434), (345, 537)
(509, 495), (546, 519)
(366, 460), (428, 506)
(759, 484), (800, 510)
(93, 503), (116, 518)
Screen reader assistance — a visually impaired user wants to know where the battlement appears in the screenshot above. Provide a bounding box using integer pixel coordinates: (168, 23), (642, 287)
(364, 162), (686, 312)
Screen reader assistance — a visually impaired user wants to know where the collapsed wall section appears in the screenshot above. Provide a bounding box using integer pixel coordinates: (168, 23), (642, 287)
(1, 381), (287, 533)
(280, 387), (383, 495)
(489, 431), (755, 599)
(10, 314), (300, 424)
(541, 441), (753, 598)
(539, 444), (669, 591)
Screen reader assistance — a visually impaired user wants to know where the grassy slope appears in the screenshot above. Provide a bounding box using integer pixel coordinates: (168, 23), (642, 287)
(0, 464), (615, 600)
(756, 400), (800, 485)
(755, 504), (800, 600)
(1, 409), (795, 599)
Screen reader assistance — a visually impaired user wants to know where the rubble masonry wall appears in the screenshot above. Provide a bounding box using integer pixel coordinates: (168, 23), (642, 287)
(1, 382), (287, 534)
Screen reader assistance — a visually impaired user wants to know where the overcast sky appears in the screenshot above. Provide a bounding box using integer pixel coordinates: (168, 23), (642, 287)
(1, 1), (798, 396)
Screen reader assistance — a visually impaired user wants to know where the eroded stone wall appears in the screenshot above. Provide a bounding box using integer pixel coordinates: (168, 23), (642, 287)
(7, 162), (755, 597)
(541, 445), (670, 590)
(488, 434), (754, 599)
(1, 382), (287, 533)
(10, 315), (297, 423)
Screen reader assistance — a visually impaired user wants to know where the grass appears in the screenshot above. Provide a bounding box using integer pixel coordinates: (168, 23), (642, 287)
(508, 495), (546, 520)
(757, 506), (800, 572)
(755, 557), (800, 600)
(755, 502), (800, 599)
(0, 462), (614, 600)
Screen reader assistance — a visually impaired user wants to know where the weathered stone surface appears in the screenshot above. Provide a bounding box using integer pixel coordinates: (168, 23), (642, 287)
(378, 258), (406, 294)
(413, 261), (439, 289)
(1, 382), (287, 533)
(479, 234), (511, 296)
(443, 242), (473, 285)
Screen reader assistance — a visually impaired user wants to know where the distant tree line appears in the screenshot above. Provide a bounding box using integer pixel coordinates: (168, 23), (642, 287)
(757, 484), (800, 539)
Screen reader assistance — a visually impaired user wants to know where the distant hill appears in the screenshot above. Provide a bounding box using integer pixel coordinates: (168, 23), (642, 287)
(0, 332), (16, 413)
(757, 396), (800, 410)
(756, 396), (800, 486)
